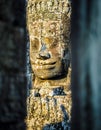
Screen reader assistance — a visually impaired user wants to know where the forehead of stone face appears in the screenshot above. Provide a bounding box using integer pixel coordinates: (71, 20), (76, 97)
(29, 20), (69, 49)
(29, 21), (58, 34)
(42, 21), (60, 37)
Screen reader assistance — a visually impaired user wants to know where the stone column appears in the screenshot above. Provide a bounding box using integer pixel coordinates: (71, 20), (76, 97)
(0, 0), (27, 130)
(71, 0), (101, 130)
(27, 0), (71, 129)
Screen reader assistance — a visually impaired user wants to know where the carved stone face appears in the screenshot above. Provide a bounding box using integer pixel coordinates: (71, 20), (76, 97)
(30, 21), (69, 79)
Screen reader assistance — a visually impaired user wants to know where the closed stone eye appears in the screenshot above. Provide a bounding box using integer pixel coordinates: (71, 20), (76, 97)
(31, 38), (39, 52)
(50, 42), (58, 49)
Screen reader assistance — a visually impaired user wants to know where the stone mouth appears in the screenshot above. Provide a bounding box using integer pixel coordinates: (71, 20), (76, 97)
(31, 59), (59, 69)
(33, 59), (57, 65)
(40, 61), (56, 65)
(35, 64), (56, 70)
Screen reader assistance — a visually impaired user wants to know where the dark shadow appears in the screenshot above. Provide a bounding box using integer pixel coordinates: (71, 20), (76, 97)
(43, 121), (71, 130)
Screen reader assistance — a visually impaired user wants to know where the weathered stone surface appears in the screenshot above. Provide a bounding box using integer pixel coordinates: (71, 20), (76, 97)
(27, 68), (71, 130)
(27, 0), (71, 129)
(0, 0), (26, 129)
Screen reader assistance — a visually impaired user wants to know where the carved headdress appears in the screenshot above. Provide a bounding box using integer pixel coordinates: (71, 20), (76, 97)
(27, 0), (71, 47)
(27, 0), (71, 20)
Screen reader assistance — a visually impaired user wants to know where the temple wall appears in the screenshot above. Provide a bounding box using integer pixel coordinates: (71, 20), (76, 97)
(0, 0), (27, 129)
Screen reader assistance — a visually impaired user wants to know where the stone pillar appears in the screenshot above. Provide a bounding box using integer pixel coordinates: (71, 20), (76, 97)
(71, 0), (101, 130)
(0, 0), (27, 130)
(27, 0), (71, 129)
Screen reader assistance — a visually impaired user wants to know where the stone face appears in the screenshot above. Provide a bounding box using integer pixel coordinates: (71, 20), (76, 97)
(29, 20), (70, 80)
(27, 0), (71, 129)
(0, 0), (26, 129)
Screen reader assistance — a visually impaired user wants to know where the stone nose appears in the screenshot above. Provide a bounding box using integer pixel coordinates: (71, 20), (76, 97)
(37, 43), (50, 60)
(38, 51), (50, 60)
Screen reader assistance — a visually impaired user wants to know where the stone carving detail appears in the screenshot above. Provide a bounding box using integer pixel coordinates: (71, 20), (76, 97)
(27, 0), (71, 129)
